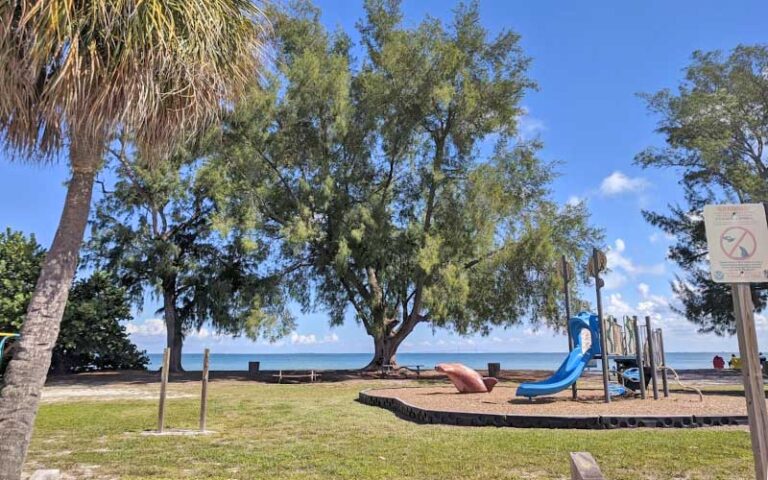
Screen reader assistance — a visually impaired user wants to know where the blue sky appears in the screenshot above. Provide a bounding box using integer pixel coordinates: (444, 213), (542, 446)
(1, 0), (766, 355)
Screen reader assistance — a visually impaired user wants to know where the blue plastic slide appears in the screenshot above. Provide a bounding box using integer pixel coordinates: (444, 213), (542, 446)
(516, 312), (602, 399)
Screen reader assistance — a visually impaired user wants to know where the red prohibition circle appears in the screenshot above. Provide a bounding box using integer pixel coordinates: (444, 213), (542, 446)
(719, 226), (757, 260)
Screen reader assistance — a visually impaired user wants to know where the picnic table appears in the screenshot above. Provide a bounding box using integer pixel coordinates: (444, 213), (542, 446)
(272, 370), (321, 384)
(379, 364), (425, 378)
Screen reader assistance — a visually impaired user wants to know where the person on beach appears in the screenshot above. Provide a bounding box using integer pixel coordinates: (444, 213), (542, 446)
(713, 355), (725, 369)
(728, 354), (741, 370)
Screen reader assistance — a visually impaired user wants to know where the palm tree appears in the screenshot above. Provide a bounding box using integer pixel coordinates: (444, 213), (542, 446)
(0, 2), (270, 478)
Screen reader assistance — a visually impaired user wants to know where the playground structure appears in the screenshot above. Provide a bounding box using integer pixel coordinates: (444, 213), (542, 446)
(516, 249), (673, 402)
(0, 332), (19, 371)
(515, 312), (670, 401)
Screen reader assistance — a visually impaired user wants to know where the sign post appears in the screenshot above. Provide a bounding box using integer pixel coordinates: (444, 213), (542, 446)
(560, 255), (577, 400)
(588, 248), (610, 404)
(703, 203), (768, 480)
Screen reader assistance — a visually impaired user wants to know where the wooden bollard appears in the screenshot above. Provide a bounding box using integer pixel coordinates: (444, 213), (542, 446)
(488, 362), (501, 378)
(199, 348), (210, 432)
(157, 347), (170, 433)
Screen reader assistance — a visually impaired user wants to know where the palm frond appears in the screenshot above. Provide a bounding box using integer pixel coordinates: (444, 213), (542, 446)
(0, 0), (271, 159)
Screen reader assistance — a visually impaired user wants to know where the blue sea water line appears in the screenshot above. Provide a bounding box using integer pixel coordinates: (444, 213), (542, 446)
(147, 352), (732, 371)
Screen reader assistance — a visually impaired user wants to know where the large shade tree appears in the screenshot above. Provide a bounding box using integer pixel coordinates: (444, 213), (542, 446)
(215, 0), (599, 369)
(0, 1), (269, 477)
(85, 139), (294, 372)
(637, 45), (768, 335)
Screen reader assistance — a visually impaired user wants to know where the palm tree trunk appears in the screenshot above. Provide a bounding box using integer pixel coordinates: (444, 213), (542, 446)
(0, 136), (102, 480)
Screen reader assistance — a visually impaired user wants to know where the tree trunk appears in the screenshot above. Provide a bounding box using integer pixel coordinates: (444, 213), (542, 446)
(162, 280), (184, 373)
(0, 136), (102, 480)
(363, 334), (402, 371)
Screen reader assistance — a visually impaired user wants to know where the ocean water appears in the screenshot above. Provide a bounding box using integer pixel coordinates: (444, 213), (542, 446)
(147, 352), (733, 372)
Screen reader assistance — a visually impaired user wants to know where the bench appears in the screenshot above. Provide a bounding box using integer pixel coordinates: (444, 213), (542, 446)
(272, 370), (321, 384)
(379, 364), (425, 378)
(401, 364), (425, 378)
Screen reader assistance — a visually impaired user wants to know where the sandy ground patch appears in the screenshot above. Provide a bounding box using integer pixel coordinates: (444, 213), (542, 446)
(41, 384), (194, 403)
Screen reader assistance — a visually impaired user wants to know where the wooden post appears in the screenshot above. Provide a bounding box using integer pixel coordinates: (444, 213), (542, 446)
(657, 329), (670, 398)
(157, 347), (170, 433)
(569, 452), (605, 480)
(645, 317), (659, 400)
(199, 348), (210, 432)
(732, 283), (768, 480)
(593, 249), (611, 404)
(632, 316), (646, 400)
(562, 255), (577, 400)
(488, 362), (501, 378)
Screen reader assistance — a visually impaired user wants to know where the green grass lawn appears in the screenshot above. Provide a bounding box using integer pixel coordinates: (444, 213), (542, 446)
(28, 380), (754, 479)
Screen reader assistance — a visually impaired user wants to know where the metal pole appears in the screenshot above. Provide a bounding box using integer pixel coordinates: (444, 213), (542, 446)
(562, 255), (577, 400)
(158, 347), (170, 433)
(645, 317), (659, 400)
(593, 248), (610, 404)
(732, 283), (768, 480)
(657, 329), (670, 398)
(199, 348), (210, 432)
(632, 316), (646, 400)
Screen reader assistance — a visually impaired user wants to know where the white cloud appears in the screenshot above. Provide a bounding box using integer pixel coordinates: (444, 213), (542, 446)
(603, 238), (665, 291)
(517, 106), (546, 140)
(126, 318), (166, 336)
(324, 333), (339, 343)
(602, 271), (628, 290)
(649, 232), (676, 244)
(290, 333), (317, 345)
(605, 286), (693, 335)
(599, 171), (649, 196)
(289, 332), (339, 345)
(607, 293), (633, 317)
(523, 327), (543, 337)
(566, 195), (583, 207)
(755, 313), (768, 333)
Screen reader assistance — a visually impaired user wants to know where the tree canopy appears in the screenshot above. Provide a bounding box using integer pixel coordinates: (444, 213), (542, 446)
(213, 0), (599, 367)
(0, 229), (147, 374)
(53, 272), (149, 374)
(637, 45), (768, 335)
(86, 139), (294, 372)
(0, 229), (45, 332)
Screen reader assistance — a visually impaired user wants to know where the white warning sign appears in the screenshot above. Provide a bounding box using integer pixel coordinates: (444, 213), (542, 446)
(703, 204), (768, 283)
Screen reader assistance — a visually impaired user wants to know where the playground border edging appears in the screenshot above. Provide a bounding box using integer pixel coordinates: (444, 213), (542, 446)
(358, 388), (749, 429)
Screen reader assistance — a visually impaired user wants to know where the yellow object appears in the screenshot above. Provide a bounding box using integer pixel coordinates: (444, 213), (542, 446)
(730, 357), (742, 370)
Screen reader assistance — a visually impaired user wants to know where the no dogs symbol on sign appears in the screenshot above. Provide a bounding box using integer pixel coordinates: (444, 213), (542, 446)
(719, 227), (757, 260)
(703, 204), (768, 283)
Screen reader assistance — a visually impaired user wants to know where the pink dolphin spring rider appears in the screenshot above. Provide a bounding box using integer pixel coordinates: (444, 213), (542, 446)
(436, 363), (498, 393)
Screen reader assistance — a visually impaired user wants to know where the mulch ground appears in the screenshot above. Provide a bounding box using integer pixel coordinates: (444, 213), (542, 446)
(368, 384), (751, 417)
